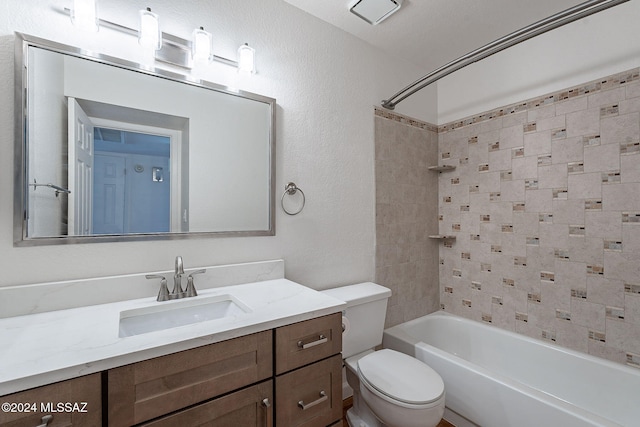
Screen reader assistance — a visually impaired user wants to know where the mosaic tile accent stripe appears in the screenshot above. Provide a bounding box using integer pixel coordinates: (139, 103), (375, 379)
(627, 352), (640, 368)
(438, 68), (640, 133)
(374, 107), (439, 132)
(571, 288), (588, 299)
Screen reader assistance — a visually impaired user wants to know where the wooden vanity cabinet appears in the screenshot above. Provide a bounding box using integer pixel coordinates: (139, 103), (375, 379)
(0, 373), (101, 427)
(107, 330), (272, 426)
(1, 312), (342, 427)
(139, 380), (273, 427)
(275, 313), (343, 427)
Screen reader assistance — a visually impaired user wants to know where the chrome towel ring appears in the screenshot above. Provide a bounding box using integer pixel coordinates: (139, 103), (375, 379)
(281, 182), (305, 215)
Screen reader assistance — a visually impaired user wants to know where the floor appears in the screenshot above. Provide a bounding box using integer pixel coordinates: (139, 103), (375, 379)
(342, 397), (455, 427)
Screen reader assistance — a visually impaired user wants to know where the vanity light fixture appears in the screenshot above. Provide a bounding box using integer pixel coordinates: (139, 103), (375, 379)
(138, 7), (161, 51)
(70, 0), (99, 32)
(192, 27), (213, 63)
(63, 7), (256, 73)
(237, 43), (256, 74)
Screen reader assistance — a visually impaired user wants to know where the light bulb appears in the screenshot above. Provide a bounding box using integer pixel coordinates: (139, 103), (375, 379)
(237, 43), (256, 74)
(192, 27), (212, 63)
(139, 8), (161, 51)
(71, 0), (99, 32)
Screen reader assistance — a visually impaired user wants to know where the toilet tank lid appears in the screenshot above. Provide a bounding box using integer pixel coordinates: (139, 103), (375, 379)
(321, 282), (391, 307)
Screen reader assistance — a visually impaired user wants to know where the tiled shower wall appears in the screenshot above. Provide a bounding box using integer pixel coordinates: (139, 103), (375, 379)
(439, 68), (640, 367)
(375, 109), (440, 328)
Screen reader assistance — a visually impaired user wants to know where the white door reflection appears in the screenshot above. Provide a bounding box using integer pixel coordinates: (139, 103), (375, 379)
(93, 127), (172, 235)
(67, 98), (94, 236)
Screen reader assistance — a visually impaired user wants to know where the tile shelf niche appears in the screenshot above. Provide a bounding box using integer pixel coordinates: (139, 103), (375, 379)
(427, 165), (456, 172)
(428, 165), (456, 242)
(428, 235), (457, 240)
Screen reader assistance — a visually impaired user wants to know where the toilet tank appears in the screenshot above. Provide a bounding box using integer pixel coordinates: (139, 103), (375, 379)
(321, 282), (392, 359)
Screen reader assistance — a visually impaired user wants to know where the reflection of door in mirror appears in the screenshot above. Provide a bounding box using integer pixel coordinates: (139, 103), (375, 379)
(81, 103), (187, 236)
(68, 98), (94, 236)
(93, 128), (171, 235)
(66, 99), (184, 236)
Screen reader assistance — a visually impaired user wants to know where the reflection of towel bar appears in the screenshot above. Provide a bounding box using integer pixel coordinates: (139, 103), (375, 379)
(31, 179), (71, 197)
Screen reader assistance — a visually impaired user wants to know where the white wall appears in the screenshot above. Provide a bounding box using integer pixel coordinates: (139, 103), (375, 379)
(0, 0), (434, 288)
(28, 48), (66, 237)
(437, 0), (640, 124)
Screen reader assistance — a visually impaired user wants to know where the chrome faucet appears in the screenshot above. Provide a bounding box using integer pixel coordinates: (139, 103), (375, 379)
(172, 256), (185, 299)
(145, 256), (206, 301)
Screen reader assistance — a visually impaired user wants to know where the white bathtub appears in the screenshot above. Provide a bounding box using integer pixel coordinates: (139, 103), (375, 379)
(383, 312), (640, 427)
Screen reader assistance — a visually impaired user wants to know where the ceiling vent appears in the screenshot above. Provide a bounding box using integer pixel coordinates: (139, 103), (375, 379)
(349, 0), (403, 25)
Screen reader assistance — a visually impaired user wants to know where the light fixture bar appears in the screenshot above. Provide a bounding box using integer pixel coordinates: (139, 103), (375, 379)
(62, 7), (239, 69)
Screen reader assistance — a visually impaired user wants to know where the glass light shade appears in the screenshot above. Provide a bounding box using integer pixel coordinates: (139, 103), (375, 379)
(192, 27), (213, 62)
(138, 8), (161, 50)
(237, 43), (256, 74)
(71, 0), (99, 32)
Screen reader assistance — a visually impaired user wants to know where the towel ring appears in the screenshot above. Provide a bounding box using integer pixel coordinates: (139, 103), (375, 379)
(281, 182), (305, 215)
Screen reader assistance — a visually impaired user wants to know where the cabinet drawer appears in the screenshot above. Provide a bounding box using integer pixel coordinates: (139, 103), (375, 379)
(276, 354), (342, 427)
(140, 380), (273, 427)
(108, 330), (272, 426)
(0, 373), (101, 427)
(275, 313), (342, 374)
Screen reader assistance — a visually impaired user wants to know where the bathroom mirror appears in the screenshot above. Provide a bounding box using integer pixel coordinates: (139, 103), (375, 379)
(14, 33), (276, 246)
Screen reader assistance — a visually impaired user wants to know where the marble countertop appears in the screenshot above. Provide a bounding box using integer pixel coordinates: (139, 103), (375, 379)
(0, 278), (346, 395)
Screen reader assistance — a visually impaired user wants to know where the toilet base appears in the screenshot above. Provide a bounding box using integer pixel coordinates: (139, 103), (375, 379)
(346, 405), (382, 427)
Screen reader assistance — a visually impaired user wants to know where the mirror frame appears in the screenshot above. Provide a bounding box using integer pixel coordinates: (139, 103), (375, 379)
(14, 33), (276, 246)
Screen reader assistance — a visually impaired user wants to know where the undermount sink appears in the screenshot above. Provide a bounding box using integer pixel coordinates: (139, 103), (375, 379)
(118, 294), (252, 338)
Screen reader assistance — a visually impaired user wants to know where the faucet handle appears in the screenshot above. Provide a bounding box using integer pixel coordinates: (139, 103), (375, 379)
(184, 269), (206, 298)
(146, 274), (170, 302)
(188, 269), (206, 277)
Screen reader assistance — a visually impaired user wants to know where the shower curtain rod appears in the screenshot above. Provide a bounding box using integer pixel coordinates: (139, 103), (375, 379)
(381, 0), (630, 110)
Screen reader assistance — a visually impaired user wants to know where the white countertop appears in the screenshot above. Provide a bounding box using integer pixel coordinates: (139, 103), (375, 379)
(0, 278), (346, 395)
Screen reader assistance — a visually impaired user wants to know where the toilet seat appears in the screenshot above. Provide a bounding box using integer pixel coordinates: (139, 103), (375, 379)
(357, 349), (444, 408)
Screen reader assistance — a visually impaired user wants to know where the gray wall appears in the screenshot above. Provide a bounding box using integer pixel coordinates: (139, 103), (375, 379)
(374, 108), (440, 328)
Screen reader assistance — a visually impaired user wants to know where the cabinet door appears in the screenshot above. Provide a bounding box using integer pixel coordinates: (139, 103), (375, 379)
(0, 373), (101, 427)
(276, 354), (342, 427)
(140, 380), (273, 427)
(108, 330), (272, 426)
(275, 313), (342, 375)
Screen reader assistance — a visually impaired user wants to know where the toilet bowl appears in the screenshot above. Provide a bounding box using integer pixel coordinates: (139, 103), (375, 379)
(351, 349), (445, 427)
(321, 283), (446, 427)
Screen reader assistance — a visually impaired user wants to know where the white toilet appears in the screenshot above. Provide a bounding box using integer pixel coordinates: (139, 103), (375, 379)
(322, 282), (445, 427)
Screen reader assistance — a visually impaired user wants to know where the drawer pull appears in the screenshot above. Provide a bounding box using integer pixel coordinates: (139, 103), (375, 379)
(36, 415), (53, 427)
(262, 398), (272, 427)
(297, 334), (327, 349)
(297, 390), (327, 410)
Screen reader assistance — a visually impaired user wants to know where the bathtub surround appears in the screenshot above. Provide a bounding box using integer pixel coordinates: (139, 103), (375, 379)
(439, 67), (640, 367)
(374, 109), (440, 328)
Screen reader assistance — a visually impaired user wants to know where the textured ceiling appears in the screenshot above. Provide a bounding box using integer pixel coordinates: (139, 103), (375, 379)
(282, 0), (589, 72)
